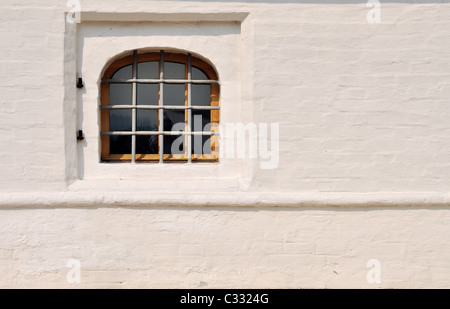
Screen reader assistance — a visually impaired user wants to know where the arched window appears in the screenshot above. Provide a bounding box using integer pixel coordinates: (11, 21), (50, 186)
(100, 50), (219, 163)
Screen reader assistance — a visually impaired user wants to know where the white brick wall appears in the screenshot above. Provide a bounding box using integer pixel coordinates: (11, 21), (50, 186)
(1, 207), (450, 288)
(1, 0), (450, 288)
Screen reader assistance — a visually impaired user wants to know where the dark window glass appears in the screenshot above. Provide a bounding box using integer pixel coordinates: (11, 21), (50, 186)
(112, 65), (132, 79)
(192, 67), (208, 80)
(137, 110), (158, 131)
(110, 84), (132, 105)
(165, 62), (185, 79)
(137, 84), (158, 105)
(164, 135), (185, 155)
(138, 61), (158, 79)
(110, 110), (132, 131)
(192, 84), (211, 106)
(164, 84), (185, 106)
(136, 135), (158, 154)
(164, 110), (185, 131)
(110, 135), (131, 154)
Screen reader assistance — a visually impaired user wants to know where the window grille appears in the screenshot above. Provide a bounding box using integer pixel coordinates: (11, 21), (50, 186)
(100, 50), (220, 163)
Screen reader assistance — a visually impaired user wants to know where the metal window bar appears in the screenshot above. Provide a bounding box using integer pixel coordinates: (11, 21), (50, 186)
(101, 50), (220, 162)
(187, 53), (192, 163)
(101, 131), (219, 136)
(159, 50), (164, 163)
(102, 79), (219, 84)
(131, 50), (137, 163)
(101, 105), (220, 110)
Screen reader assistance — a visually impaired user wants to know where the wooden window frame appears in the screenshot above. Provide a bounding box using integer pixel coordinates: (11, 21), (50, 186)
(100, 50), (220, 163)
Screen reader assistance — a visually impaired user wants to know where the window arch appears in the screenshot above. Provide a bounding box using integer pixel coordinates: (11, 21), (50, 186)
(100, 50), (220, 163)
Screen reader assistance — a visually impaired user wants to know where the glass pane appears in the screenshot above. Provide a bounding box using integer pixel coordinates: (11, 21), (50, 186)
(192, 67), (208, 80)
(191, 110), (211, 132)
(165, 62), (185, 79)
(110, 135), (131, 154)
(137, 110), (158, 131)
(164, 110), (185, 131)
(164, 84), (185, 106)
(112, 65), (132, 79)
(110, 110), (132, 131)
(164, 135), (185, 155)
(191, 84), (211, 106)
(136, 135), (158, 154)
(137, 84), (158, 105)
(192, 135), (211, 155)
(138, 61), (158, 79)
(110, 84), (132, 105)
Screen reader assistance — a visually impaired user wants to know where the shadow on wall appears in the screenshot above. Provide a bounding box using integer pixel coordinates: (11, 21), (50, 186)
(77, 85), (87, 180)
(78, 22), (241, 39)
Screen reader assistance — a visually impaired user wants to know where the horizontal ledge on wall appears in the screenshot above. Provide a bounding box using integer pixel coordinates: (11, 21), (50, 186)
(79, 12), (249, 23)
(1, 192), (450, 208)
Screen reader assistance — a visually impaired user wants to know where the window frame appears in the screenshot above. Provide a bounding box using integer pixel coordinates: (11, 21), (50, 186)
(100, 50), (220, 163)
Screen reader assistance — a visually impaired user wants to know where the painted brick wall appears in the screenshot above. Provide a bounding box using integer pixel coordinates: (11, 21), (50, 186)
(1, 206), (450, 288)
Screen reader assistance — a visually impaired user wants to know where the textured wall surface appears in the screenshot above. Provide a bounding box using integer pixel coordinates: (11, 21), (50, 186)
(1, 206), (450, 289)
(1, 0), (450, 288)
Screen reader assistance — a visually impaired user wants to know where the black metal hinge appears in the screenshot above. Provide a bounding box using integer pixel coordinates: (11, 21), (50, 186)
(77, 130), (84, 141)
(76, 77), (84, 89)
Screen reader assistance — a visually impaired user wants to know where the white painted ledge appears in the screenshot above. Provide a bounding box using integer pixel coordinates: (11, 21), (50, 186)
(1, 192), (450, 208)
(78, 11), (249, 22)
